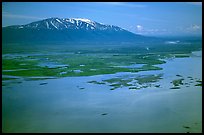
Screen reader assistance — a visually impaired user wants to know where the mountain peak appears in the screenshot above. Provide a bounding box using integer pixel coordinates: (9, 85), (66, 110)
(71, 18), (93, 23)
(5, 17), (126, 32)
(3, 17), (145, 44)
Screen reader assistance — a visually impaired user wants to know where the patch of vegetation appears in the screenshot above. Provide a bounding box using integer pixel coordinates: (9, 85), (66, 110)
(97, 74), (163, 90)
(174, 54), (190, 58)
(2, 39), (201, 82)
(110, 88), (116, 90)
(2, 58), (39, 70)
(183, 126), (190, 129)
(101, 113), (108, 115)
(171, 78), (184, 86)
(170, 87), (181, 89)
(135, 74), (163, 85)
(87, 81), (106, 84)
(195, 80), (202, 87)
(24, 77), (57, 81)
(39, 82), (48, 85)
(196, 80), (202, 83)
(129, 87), (140, 90)
(195, 84), (202, 87)
(155, 85), (160, 88)
(2, 50), (167, 79)
(102, 78), (122, 83)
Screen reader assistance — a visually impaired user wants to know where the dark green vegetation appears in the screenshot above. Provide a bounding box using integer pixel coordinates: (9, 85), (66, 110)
(170, 74), (202, 90)
(39, 82), (48, 85)
(87, 81), (106, 84)
(195, 80), (202, 87)
(136, 74), (163, 84)
(2, 52), (164, 78)
(183, 126), (190, 129)
(2, 37), (201, 85)
(171, 79), (184, 86)
(88, 74), (163, 90)
(3, 43), (168, 78)
(170, 87), (181, 89)
(101, 113), (108, 116)
(170, 76), (185, 89)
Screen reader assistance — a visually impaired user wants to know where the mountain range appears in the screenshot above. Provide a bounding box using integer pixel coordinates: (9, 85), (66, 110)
(2, 17), (150, 44)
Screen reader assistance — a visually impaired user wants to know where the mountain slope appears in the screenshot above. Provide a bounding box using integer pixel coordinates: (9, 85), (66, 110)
(2, 17), (147, 44)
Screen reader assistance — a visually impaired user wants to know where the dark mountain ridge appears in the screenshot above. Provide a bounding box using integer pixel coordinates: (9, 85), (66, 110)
(2, 17), (153, 44)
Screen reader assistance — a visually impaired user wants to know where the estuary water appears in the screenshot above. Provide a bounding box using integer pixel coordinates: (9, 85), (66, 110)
(2, 51), (202, 133)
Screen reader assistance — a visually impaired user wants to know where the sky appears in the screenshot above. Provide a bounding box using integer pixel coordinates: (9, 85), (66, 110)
(2, 2), (202, 36)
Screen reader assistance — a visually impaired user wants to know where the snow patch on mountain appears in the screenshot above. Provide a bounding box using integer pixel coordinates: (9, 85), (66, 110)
(46, 22), (49, 29)
(5, 17), (127, 33)
(72, 18), (95, 26)
(50, 21), (58, 29)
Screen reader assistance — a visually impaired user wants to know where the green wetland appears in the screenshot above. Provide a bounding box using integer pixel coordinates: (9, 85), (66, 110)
(2, 40), (202, 133)
(2, 40), (200, 80)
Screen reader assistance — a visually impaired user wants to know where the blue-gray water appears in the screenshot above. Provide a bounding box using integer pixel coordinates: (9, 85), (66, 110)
(2, 51), (202, 133)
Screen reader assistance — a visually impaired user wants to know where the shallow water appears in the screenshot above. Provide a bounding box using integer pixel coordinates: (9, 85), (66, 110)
(2, 51), (202, 133)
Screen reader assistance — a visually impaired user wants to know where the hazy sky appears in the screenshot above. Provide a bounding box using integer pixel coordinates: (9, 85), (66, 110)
(2, 2), (202, 36)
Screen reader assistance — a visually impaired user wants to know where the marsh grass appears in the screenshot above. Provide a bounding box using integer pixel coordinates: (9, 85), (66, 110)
(171, 79), (184, 87)
(195, 80), (202, 87)
(88, 74), (163, 90)
(2, 52), (166, 78)
(2, 42), (198, 84)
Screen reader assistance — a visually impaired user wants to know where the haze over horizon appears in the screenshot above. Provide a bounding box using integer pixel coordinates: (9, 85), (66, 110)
(2, 2), (202, 37)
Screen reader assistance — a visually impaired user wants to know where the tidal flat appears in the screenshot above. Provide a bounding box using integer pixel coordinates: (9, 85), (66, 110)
(2, 42), (202, 133)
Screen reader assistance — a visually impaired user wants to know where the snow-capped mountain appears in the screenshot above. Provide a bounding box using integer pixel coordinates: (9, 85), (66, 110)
(3, 17), (146, 43)
(6, 17), (126, 31)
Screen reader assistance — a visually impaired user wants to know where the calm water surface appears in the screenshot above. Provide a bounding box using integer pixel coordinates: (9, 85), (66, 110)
(2, 51), (202, 133)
